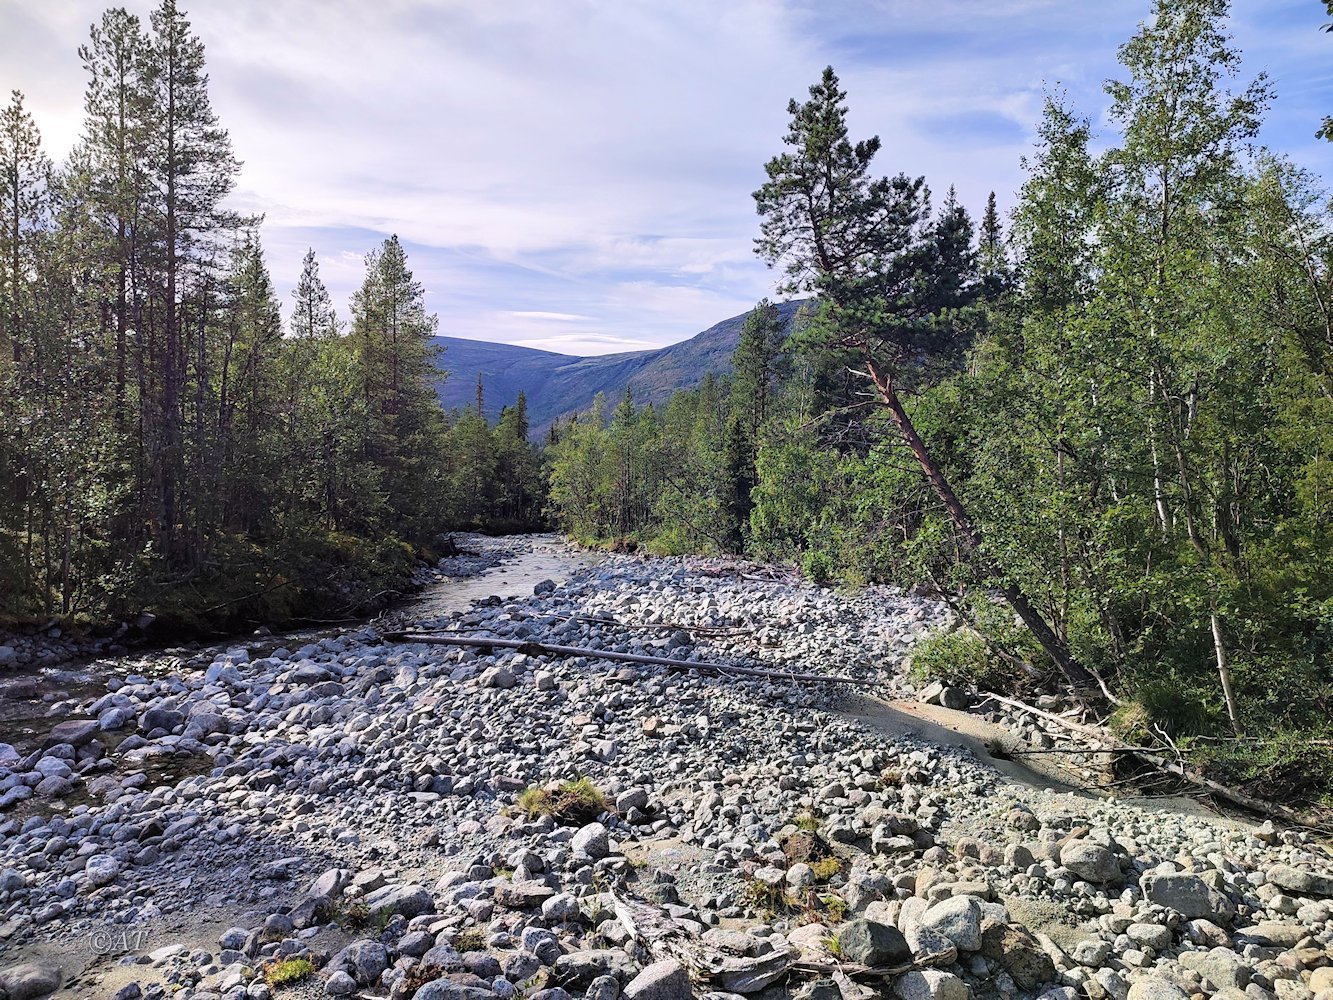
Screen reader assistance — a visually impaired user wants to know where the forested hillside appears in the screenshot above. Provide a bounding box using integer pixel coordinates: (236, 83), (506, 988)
(431, 299), (806, 437)
(0, 1), (544, 631)
(546, 5), (1333, 803)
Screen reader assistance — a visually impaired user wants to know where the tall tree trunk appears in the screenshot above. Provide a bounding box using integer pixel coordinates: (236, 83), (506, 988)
(863, 352), (1099, 692)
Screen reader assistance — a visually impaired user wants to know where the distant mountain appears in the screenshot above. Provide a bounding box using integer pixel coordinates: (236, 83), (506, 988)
(432, 299), (808, 438)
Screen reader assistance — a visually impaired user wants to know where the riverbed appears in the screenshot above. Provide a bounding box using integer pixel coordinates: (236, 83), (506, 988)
(4, 534), (1315, 1000)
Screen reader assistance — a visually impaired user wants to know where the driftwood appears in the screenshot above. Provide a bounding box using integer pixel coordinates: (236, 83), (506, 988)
(790, 958), (913, 979)
(569, 614), (751, 637)
(382, 631), (877, 688)
(611, 892), (797, 992)
(983, 692), (1330, 831)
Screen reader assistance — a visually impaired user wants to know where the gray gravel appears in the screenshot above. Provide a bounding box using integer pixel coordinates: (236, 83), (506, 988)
(1, 536), (1331, 1000)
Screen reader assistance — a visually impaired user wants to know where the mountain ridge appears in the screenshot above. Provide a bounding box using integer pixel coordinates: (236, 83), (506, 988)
(432, 299), (808, 438)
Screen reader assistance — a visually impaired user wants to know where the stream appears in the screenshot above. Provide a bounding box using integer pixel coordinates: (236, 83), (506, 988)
(0, 533), (602, 758)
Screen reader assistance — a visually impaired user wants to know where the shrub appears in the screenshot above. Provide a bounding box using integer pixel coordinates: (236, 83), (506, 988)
(454, 928), (487, 953)
(810, 857), (843, 882)
(262, 957), (315, 988)
(515, 777), (609, 824)
(908, 629), (992, 688)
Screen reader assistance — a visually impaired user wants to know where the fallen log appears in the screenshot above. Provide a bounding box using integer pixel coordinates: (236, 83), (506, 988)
(382, 631), (877, 687)
(982, 692), (1330, 832)
(568, 614), (752, 637)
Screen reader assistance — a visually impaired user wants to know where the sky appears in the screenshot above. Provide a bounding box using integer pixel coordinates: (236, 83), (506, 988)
(1, 1), (1330, 356)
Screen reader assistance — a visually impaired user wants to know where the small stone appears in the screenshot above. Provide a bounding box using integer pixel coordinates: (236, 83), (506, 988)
(480, 666), (516, 689)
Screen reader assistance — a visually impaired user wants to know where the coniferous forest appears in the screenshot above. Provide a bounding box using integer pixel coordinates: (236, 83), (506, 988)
(0, 2), (545, 631)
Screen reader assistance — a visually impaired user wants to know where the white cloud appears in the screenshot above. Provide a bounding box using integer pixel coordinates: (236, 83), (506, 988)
(1, 0), (1325, 354)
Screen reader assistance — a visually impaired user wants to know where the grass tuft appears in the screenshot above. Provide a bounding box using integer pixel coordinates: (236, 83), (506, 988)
(262, 957), (315, 988)
(515, 777), (610, 824)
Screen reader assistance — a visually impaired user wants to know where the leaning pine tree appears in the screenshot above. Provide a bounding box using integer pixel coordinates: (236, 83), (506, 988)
(753, 66), (1098, 693)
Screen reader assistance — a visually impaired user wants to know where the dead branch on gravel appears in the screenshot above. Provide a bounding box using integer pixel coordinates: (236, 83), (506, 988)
(982, 691), (1331, 832)
(381, 631), (877, 687)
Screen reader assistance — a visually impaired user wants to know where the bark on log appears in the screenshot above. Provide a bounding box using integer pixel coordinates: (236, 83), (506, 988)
(382, 631), (877, 687)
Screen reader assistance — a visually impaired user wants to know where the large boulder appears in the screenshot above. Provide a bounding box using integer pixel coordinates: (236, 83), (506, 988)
(920, 895), (983, 952)
(981, 924), (1056, 992)
(329, 939), (389, 986)
(46, 720), (98, 748)
(1268, 865), (1333, 899)
(138, 707), (184, 735)
(1126, 979), (1189, 1000)
(553, 950), (640, 987)
(413, 980), (497, 1000)
(0, 963), (63, 1000)
(572, 823), (611, 859)
(1140, 873), (1235, 923)
(1060, 841), (1120, 884)
(83, 855), (121, 888)
(895, 970), (970, 1000)
(622, 960), (691, 1000)
(837, 919), (911, 967)
(360, 883), (433, 919)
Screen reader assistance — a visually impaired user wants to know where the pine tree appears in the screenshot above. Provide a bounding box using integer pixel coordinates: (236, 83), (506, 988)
(348, 234), (443, 536)
(726, 300), (788, 547)
(144, 0), (243, 561)
(978, 192), (1009, 299)
(218, 234), (283, 532)
(0, 91), (51, 365)
(77, 8), (151, 426)
(754, 66), (1095, 691)
(0, 90), (53, 607)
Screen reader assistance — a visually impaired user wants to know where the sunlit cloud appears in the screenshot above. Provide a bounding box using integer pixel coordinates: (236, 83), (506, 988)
(1, 0), (1325, 355)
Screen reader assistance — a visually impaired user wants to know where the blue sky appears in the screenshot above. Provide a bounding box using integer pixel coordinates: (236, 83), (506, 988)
(2, 0), (1330, 355)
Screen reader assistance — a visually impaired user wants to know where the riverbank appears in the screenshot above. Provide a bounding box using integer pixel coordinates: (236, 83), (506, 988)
(1, 535), (1331, 1000)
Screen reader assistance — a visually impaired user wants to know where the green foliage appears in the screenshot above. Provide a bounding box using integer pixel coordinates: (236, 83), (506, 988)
(545, 3), (1333, 807)
(515, 778), (610, 824)
(1, 12), (530, 629)
(809, 857), (843, 882)
(336, 901), (370, 930)
(453, 928), (487, 953)
(908, 630), (992, 688)
(262, 958), (315, 989)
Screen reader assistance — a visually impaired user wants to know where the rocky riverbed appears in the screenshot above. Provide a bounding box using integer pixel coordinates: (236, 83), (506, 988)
(1, 535), (1331, 1000)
